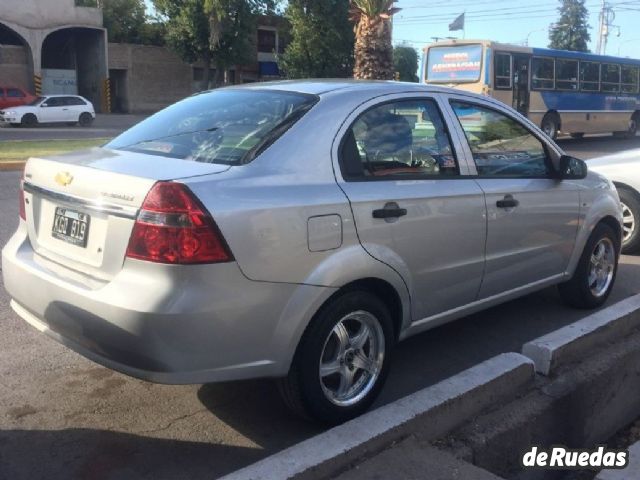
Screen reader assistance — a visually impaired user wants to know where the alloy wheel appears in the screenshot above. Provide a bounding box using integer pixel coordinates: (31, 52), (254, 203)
(588, 237), (616, 297)
(319, 310), (385, 407)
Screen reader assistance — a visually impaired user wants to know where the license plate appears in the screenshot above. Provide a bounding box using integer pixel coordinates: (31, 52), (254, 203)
(52, 207), (90, 247)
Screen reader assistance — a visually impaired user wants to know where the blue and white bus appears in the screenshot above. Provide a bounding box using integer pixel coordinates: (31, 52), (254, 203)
(423, 39), (640, 139)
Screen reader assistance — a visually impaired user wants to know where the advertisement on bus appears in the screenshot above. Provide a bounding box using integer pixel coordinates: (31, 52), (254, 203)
(426, 44), (483, 83)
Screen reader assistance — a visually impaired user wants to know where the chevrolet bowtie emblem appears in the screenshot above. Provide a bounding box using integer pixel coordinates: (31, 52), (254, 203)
(54, 172), (73, 187)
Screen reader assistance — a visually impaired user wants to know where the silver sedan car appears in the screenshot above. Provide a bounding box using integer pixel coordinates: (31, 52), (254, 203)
(2, 81), (623, 424)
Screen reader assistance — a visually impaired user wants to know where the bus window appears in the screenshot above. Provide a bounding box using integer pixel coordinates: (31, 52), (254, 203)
(532, 57), (554, 89)
(621, 66), (639, 94)
(580, 62), (600, 91)
(495, 53), (512, 89)
(556, 59), (578, 90)
(601, 64), (620, 92)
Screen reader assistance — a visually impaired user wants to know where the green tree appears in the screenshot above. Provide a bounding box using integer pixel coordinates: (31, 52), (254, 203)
(153, 0), (272, 88)
(548, 0), (591, 52)
(393, 45), (418, 82)
(279, 0), (354, 78)
(102, 0), (146, 43)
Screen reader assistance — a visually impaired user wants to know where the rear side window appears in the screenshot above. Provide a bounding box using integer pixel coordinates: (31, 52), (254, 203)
(106, 89), (318, 165)
(340, 98), (459, 180)
(7, 88), (25, 98)
(450, 101), (551, 178)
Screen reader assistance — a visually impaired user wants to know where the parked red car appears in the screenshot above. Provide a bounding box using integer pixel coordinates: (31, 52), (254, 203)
(0, 86), (36, 110)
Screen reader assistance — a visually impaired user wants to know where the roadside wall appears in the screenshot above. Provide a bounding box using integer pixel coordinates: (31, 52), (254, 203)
(0, 45), (30, 88)
(108, 43), (194, 113)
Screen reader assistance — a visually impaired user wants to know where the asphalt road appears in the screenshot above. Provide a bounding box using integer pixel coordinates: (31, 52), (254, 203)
(0, 141), (639, 479)
(0, 114), (146, 141)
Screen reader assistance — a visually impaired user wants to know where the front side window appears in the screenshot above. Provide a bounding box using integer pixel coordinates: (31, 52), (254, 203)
(555, 59), (578, 90)
(340, 99), (458, 180)
(580, 62), (600, 91)
(494, 53), (512, 89)
(601, 64), (620, 92)
(450, 101), (550, 177)
(43, 97), (63, 107)
(532, 57), (554, 89)
(621, 66), (639, 94)
(106, 89), (318, 165)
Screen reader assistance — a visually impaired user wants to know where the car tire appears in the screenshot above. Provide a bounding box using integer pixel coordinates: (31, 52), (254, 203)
(619, 187), (640, 254)
(558, 223), (619, 309)
(21, 113), (37, 127)
(278, 290), (394, 425)
(541, 113), (559, 140)
(79, 113), (93, 127)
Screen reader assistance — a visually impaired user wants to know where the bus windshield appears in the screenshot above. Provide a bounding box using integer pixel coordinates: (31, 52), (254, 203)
(426, 44), (483, 83)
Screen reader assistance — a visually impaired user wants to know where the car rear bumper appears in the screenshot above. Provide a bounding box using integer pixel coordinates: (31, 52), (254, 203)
(2, 224), (333, 384)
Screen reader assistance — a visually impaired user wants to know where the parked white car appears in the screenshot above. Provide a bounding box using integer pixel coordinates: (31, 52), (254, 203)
(590, 149), (640, 253)
(0, 94), (95, 127)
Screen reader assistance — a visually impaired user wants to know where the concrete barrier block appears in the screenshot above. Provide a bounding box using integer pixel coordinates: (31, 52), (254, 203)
(220, 352), (534, 480)
(522, 294), (640, 375)
(595, 440), (640, 480)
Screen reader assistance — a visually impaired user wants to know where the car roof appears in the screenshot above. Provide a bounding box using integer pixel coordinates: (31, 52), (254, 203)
(211, 79), (458, 97)
(42, 94), (83, 98)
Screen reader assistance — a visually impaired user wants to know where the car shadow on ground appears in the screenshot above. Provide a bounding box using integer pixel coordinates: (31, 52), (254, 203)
(1, 264), (637, 480)
(557, 134), (640, 158)
(0, 428), (263, 480)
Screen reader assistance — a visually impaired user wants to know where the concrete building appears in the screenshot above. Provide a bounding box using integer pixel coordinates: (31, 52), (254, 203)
(0, 0), (107, 110)
(1, 1), (284, 113)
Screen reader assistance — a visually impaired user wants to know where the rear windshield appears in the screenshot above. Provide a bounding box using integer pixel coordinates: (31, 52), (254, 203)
(426, 44), (483, 83)
(106, 89), (318, 165)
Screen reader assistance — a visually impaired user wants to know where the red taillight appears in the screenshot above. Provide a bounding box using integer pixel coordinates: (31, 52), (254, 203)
(126, 182), (233, 264)
(19, 173), (26, 221)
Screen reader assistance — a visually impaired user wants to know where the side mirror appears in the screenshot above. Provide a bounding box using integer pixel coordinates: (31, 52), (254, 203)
(557, 155), (588, 180)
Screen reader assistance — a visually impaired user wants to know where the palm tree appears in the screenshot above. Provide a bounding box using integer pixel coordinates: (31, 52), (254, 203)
(350, 0), (401, 80)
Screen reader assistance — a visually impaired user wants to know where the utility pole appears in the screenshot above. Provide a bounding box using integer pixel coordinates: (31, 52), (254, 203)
(596, 0), (616, 55)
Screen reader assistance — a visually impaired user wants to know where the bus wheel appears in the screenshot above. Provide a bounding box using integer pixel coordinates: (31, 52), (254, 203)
(541, 113), (559, 140)
(570, 132), (584, 139)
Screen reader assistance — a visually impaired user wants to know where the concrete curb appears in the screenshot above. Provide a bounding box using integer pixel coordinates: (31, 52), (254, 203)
(220, 352), (535, 480)
(0, 161), (25, 171)
(522, 293), (640, 375)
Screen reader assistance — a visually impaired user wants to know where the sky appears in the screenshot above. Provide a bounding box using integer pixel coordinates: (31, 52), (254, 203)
(392, 0), (640, 59)
(144, 0), (640, 59)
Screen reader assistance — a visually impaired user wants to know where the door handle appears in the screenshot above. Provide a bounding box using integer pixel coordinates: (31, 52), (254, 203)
(372, 203), (407, 219)
(496, 195), (519, 209)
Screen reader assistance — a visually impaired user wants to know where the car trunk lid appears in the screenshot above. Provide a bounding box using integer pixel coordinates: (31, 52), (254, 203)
(22, 147), (231, 282)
